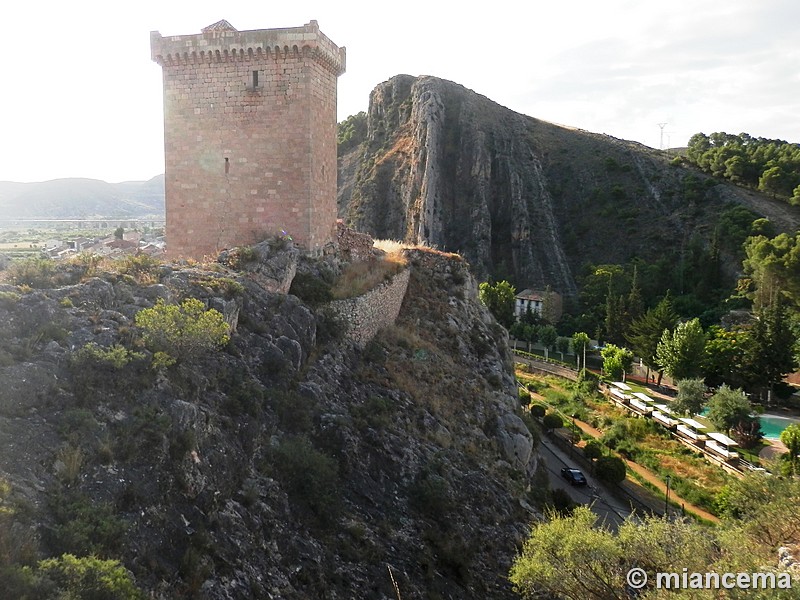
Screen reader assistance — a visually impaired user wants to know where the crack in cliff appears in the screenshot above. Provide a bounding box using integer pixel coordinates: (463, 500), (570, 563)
(529, 156), (578, 297)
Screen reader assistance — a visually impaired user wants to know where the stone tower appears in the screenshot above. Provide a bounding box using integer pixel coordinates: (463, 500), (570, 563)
(151, 20), (345, 258)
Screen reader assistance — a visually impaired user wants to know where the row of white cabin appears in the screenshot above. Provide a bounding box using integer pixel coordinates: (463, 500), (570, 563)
(606, 381), (740, 465)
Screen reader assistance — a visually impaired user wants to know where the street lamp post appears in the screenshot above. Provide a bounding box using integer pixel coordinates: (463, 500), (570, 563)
(664, 475), (672, 518)
(571, 414), (579, 456)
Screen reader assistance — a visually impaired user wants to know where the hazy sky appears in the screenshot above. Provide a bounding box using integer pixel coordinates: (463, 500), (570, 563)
(3, 0), (798, 183)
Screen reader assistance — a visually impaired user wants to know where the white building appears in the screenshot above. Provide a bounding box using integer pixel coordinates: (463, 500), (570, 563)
(514, 288), (563, 322)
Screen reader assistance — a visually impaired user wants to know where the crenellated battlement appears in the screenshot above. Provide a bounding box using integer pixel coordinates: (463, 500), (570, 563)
(151, 20), (345, 75)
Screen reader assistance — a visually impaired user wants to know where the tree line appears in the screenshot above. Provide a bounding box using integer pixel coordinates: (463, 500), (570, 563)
(480, 229), (800, 451)
(680, 131), (800, 204)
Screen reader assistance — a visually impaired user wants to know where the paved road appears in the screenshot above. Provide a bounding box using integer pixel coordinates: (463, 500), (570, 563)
(539, 436), (632, 530)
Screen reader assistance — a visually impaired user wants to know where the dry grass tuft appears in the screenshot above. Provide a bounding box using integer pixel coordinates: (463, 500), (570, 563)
(373, 239), (414, 254)
(331, 252), (408, 300)
(56, 445), (84, 484)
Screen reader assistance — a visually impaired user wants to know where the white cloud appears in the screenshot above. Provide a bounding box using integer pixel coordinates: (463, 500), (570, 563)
(1, 0), (798, 181)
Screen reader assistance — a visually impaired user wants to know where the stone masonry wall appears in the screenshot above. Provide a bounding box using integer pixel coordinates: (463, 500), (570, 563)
(335, 220), (376, 262)
(331, 268), (411, 347)
(151, 21), (345, 259)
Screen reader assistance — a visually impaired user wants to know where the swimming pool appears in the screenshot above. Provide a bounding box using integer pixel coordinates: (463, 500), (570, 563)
(698, 409), (800, 440)
(759, 414), (800, 440)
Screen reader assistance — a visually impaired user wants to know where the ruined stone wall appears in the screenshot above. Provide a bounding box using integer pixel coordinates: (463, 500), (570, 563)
(335, 220), (376, 262)
(331, 268), (410, 347)
(151, 21), (345, 259)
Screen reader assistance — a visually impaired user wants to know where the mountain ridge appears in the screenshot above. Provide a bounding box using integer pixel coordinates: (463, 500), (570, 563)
(0, 175), (164, 219)
(337, 75), (800, 297)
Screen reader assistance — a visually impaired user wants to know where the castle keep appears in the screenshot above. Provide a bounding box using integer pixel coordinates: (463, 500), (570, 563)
(151, 20), (345, 258)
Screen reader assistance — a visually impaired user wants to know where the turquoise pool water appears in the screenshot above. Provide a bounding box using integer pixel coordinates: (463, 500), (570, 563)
(698, 409), (800, 440)
(759, 414), (800, 440)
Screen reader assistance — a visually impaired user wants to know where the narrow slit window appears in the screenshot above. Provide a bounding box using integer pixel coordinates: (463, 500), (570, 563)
(225, 157), (230, 174)
(252, 70), (259, 88)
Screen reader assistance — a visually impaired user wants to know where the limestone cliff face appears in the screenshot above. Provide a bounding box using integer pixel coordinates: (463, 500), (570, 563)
(340, 75), (578, 295)
(338, 75), (799, 297)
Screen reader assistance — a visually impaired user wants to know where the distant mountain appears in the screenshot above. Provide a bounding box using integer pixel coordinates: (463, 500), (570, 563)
(0, 175), (165, 219)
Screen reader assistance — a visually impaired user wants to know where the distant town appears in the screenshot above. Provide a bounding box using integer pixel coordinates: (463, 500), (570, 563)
(0, 219), (166, 261)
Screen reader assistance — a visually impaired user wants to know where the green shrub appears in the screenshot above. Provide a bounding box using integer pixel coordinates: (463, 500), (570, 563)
(271, 436), (341, 527)
(202, 276), (244, 299)
(550, 488), (577, 515)
(117, 254), (161, 280)
(0, 291), (20, 309)
(45, 490), (127, 557)
(583, 439), (604, 461)
(626, 417), (652, 441)
(135, 298), (230, 364)
(542, 412), (564, 431)
(409, 471), (453, 520)
(289, 272), (333, 305)
(226, 245), (257, 269)
(351, 396), (395, 429)
(113, 404), (172, 462)
(316, 307), (347, 345)
(518, 387), (532, 406)
(669, 476), (717, 513)
(595, 456), (627, 484)
(337, 111), (367, 152)
(36, 554), (144, 599)
(71, 343), (142, 371)
(7, 258), (57, 288)
(529, 404), (546, 419)
(151, 351), (176, 370)
(69, 343), (148, 402)
(271, 390), (315, 433)
(543, 388), (570, 406)
(614, 440), (641, 460)
(577, 372), (599, 395)
(362, 339), (386, 364)
(223, 379), (265, 418)
(601, 420), (638, 449)
(0, 564), (55, 598)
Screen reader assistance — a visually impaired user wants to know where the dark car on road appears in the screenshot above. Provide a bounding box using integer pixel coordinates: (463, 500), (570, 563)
(561, 467), (587, 486)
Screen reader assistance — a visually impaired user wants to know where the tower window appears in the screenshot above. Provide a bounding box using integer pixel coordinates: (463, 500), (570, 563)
(225, 157), (230, 174)
(252, 70), (259, 88)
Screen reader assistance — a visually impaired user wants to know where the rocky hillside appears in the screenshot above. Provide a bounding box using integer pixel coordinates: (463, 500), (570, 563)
(0, 241), (540, 599)
(0, 175), (164, 219)
(337, 75), (800, 296)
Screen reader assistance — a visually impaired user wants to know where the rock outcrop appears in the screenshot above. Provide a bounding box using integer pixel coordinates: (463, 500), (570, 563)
(0, 244), (540, 599)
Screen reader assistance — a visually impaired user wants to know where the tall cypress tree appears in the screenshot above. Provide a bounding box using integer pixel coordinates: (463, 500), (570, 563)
(625, 294), (679, 384)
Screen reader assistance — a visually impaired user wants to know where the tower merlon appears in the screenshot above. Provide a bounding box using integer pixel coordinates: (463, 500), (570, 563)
(150, 20), (345, 75)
